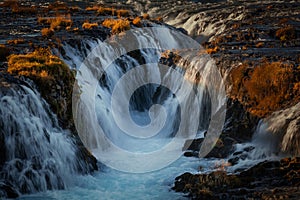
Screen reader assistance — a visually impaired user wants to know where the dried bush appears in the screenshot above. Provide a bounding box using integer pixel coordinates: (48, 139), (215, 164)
(102, 18), (130, 34)
(82, 22), (98, 29)
(230, 61), (299, 117)
(276, 26), (296, 41)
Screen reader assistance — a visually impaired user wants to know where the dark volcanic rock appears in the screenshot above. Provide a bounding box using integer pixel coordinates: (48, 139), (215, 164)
(173, 157), (300, 200)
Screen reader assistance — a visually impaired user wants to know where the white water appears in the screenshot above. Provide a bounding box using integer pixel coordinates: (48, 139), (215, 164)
(0, 81), (89, 195)
(16, 27), (227, 199)
(9, 26), (284, 199)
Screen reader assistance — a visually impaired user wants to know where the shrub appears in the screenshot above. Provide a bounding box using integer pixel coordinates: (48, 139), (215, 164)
(41, 28), (54, 37)
(142, 13), (150, 20)
(7, 48), (75, 126)
(132, 17), (141, 27)
(276, 26), (296, 41)
(48, 1), (68, 11)
(230, 61), (299, 117)
(102, 18), (130, 34)
(86, 5), (100, 11)
(97, 7), (129, 17)
(7, 48), (68, 79)
(0, 0), (18, 8)
(38, 15), (72, 31)
(6, 38), (25, 45)
(206, 46), (219, 54)
(255, 42), (264, 48)
(82, 22), (98, 29)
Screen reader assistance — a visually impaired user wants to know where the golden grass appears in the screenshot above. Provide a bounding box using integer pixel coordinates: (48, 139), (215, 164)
(6, 38), (25, 45)
(86, 5), (129, 17)
(102, 18), (130, 34)
(6, 38), (25, 44)
(86, 5), (100, 11)
(38, 15), (72, 29)
(142, 13), (150, 20)
(82, 22), (98, 29)
(206, 46), (219, 54)
(41, 28), (54, 37)
(132, 17), (141, 26)
(276, 26), (296, 41)
(230, 61), (300, 117)
(7, 48), (67, 79)
(255, 42), (264, 48)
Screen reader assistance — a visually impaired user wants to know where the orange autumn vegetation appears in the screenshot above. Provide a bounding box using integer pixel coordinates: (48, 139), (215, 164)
(102, 18), (130, 34)
(86, 5), (129, 17)
(230, 61), (300, 117)
(0, 0), (37, 14)
(276, 25), (296, 41)
(206, 46), (219, 54)
(82, 22), (98, 29)
(6, 38), (25, 45)
(7, 48), (69, 79)
(38, 14), (72, 30)
(132, 17), (141, 26)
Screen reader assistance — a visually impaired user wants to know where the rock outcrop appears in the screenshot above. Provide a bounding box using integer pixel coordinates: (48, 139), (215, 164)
(173, 157), (300, 200)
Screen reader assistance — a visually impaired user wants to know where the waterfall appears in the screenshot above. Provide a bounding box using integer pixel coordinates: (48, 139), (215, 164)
(228, 106), (300, 172)
(63, 27), (226, 173)
(0, 76), (90, 196)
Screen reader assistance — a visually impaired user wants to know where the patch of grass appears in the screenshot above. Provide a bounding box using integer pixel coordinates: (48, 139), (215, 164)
(38, 15), (72, 32)
(7, 48), (66, 79)
(86, 5), (100, 11)
(86, 5), (129, 17)
(230, 61), (300, 117)
(7, 47), (75, 126)
(142, 13), (150, 20)
(102, 18), (130, 34)
(276, 26), (296, 41)
(206, 46), (219, 54)
(41, 28), (54, 37)
(6, 38), (25, 45)
(132, 17), (141, 27)
(82, 22), (98, 29)
(48, 1), (68, 11)
(255, 42), (264, 48)
(0, 0), (37, 14)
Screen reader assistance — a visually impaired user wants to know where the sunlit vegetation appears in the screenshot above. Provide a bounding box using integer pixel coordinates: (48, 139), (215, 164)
(7, 48), (75, 123)
(6, 38), (25, 45)
(276, 25), (296, 41)
(255, 42), (264, 48)
(230, 61), (300, 117)
(7, 48), (68, 79)
(142, 13), (150, 20)
(82, 22), (98, 29)
(41, 28), (54, 37)
(38, 14), (72, 30)
(102, 18), (130, 34)
(206, 46), (219, 54)
(86, 5), (129, 17)
(0, 0), (37, 14)
(38, 15), (72, 37)
(132, 17), (141, 27)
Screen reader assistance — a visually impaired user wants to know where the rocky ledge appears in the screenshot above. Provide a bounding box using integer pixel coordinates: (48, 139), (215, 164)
(173, 157), (300, 200)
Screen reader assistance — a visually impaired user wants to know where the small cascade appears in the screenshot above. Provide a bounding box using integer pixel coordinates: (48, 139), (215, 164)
(64, 27), (226, 172)
(0, 77), (90, 196)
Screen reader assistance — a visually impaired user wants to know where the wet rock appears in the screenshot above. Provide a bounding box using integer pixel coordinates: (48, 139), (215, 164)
(0, 181), (19, 199)
(173, 157), (300, 199)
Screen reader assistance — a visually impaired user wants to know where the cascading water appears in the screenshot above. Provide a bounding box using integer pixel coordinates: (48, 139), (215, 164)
(14, 27), (227, 199)
(0, 77), (91, 197)
(68, 27), (226, 173)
